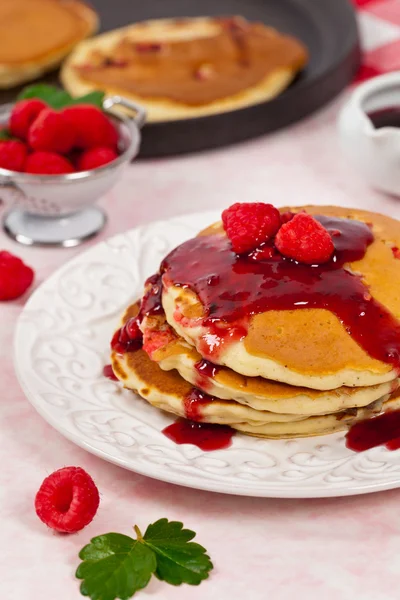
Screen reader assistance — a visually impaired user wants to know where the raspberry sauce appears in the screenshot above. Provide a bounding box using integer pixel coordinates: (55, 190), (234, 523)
(163, 419), (234, 451)
(139, 273), (163, 318)
(183, 388), (215, 421)
(160, 216), (400, 368)
(346, 410), (400, 452)
(368, 107), (400, 129)
(111, 319), (142, 354)
(194, 359), (222, 390)
(103, 364), (118, 381)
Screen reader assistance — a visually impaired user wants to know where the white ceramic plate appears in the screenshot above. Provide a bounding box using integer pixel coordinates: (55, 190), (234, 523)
(14, 211), (400, 498)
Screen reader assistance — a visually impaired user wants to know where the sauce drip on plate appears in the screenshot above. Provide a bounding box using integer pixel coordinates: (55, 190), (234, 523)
(163, 419), (234, 451)
(346, 410), (400, 452)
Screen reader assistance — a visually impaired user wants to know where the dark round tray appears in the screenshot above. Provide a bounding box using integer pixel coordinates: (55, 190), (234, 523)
(0, 0), (360, 157)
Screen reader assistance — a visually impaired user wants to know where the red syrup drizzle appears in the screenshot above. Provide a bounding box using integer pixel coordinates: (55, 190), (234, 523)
(139, 273), (163, 318)
(183, 387), (215, 420)
(346, 411), (400, 452)
(159, 215), (400, 369)
(111, 274), (163, 355)
(163, 387), (235, 451)
(110, 320), (143, 354)
(194, 359), (222, 391)
(103, 364), (118, 381)
(163, 420), (234, 451)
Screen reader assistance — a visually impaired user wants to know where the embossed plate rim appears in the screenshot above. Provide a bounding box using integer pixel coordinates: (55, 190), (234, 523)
(14, 210), (400, 498)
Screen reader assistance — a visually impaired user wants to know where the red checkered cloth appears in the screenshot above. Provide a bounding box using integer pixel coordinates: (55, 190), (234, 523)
(353, 0), (400, 81)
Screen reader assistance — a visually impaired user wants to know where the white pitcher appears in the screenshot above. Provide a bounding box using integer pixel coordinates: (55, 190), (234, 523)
(338, 71), (400, 196)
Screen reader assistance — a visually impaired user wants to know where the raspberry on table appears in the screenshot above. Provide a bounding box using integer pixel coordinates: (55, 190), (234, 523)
(0, 140), (28, 172)
(28, 108), (75, 154)
(25, 151), (74, 175)
(0, 250), (34, 300)
(77, 146), (118, 171)
(9, 99), (47, 140)
(63, 105), (118, 150)
(275, 212), (335, 264)
(222, 202), (282, 254)
(35, 466), (100, 533)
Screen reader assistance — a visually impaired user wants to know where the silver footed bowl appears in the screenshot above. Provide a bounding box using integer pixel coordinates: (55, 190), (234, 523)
(0, 96), (146, 247)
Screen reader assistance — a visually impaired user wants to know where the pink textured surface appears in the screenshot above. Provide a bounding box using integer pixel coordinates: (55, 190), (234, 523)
(3, 2), (400, 598)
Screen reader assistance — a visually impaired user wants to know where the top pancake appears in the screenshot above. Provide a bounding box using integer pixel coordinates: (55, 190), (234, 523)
(161, 206), (400, 390)
(0, 0), (98, 88)
(61, 16), (307, 122)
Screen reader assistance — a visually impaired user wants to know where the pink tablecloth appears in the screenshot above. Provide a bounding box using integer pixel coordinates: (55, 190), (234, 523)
(3, 3), (400, 599)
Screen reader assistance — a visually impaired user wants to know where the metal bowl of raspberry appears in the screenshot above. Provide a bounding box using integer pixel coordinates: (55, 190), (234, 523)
(0, 95), (146, 247)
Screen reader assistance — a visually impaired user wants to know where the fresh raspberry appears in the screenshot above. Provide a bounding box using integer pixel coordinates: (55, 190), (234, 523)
(77, 146), (118, 171)
(280, 211), (295, 224)
(35, 466), (100, 533)
(25, 151), (74, 175)
(67, 149), (82, 169)
(0, 140), (28, 172)
(63, 105), (118, 150)
(9, 99), (47, 140)
(222, 202), (281, 254)
(392, 247), (400, 260)
(275, 213), (335, 264)
(0, 250), (34, 300)
(28, 108), (75, 154)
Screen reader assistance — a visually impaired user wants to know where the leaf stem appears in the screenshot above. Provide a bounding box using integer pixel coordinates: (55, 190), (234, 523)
(133, 524), (143, 541)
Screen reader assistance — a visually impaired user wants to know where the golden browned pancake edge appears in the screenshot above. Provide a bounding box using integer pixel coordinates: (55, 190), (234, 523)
(111, 334), (399, 439)
(139, 306), (398, 415)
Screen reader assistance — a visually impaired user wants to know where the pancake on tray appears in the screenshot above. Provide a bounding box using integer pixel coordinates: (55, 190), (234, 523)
(61, 16), (308, 122)
(110, 204), (400, 440)
(0, 0), (98, 88)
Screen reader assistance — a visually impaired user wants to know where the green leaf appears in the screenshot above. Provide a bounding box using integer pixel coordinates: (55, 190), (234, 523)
(18, 84), (72, 109)
(76, 533), (156, 600)
(143, 519), (213, 586)
(17, 84), (105, 110)
(67, 90), (105, 108)
(0, 129), (13, 141)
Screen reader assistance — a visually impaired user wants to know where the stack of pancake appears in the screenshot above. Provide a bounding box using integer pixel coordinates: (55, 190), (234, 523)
(111, 205), (400, 439)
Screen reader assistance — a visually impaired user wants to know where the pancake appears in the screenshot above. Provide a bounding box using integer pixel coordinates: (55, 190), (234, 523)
(139, 307), (398, 415)
(111, 334), (400, 439)
(0, 0), (98, 88)
(61, 16), (308, 122)
(160, 206), (400, 390)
